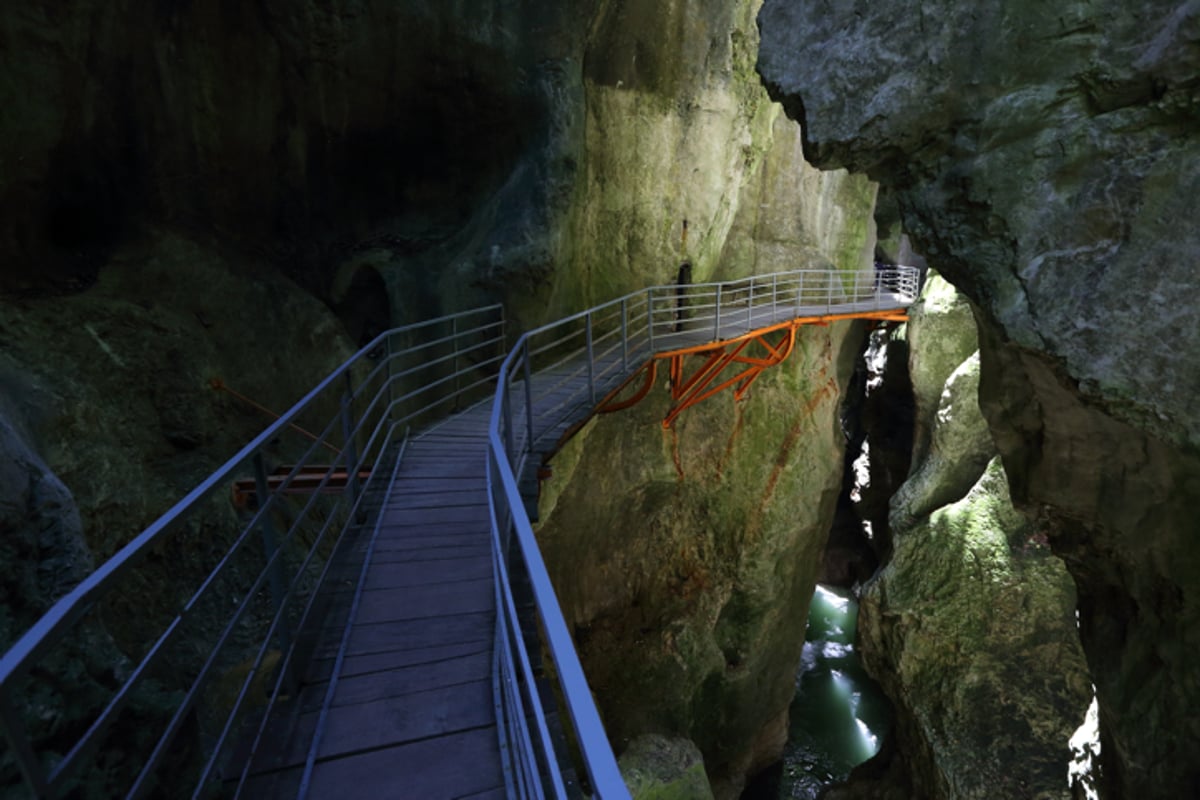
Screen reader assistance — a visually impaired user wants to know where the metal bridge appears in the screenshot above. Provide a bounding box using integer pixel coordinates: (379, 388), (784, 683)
(0, 266), (919, 799)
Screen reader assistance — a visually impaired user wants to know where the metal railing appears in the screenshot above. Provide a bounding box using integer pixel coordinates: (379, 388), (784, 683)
(0, 306), (504, 799)
(1, 264), (918, 800)
(485, 265), (918, 799)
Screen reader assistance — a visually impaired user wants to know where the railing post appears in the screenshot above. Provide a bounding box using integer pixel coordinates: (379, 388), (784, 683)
(772, 273), (778, 321)
(504, 379), (516, 463)
(586, 311), (596, 405)
(340, 375), (363, 521)
(714, 284), (722, 340)
(647, 289), (656, 352)
(747, 275), (754, 330)
(826, 270), (834, 311)
(795, 271), (803, 315)
(253, 451), (295, 689)
(523, 341), (536, 455)
(621, 298), (629, 370)
(385, 332), (394, 425)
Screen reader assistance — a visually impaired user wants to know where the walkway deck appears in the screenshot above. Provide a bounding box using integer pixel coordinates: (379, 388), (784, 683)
(238, 405), (505, 799)
(2, 276), (924, 800)
(238, 291), (912, 799)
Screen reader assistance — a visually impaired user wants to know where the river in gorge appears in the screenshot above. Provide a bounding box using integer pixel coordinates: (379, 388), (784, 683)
(745, 584), (892, 798)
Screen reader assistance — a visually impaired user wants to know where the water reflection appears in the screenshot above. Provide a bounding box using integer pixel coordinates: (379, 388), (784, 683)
(778, 585), (891, 798)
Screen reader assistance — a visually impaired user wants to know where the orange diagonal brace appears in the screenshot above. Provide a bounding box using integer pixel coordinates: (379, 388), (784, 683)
(661, 327), (798, 428)
(733, 328), (796, 400)
(560, 307), (911, 432)
(670, 347), (734, 401)
(596, 360), (659, 414)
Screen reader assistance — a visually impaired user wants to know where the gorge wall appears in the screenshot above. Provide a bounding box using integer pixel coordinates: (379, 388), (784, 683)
(0, 0), (888, 796)
(760, 1), (1200, 796)
(826, 278), (1093, 799)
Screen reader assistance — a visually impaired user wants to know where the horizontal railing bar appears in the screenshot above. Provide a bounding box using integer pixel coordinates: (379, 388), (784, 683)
(365, 333), (506, 400)
(0, 307), (503, 691)
(229, 425), (410, 798)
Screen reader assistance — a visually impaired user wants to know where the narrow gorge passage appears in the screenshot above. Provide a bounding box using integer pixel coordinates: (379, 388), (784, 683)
(743, 584), (891, 800)
(2, 1), (1196, 798)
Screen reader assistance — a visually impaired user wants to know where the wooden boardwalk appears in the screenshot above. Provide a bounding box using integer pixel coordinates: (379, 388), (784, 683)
(235, 292), (911, 799)
(240, 403), (506, 800)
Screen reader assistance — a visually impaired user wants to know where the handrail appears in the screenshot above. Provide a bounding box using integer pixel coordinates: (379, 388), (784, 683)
(1, 263), (920, 800)
(0, 305), (504, 798)
(485, 265), (919, 798)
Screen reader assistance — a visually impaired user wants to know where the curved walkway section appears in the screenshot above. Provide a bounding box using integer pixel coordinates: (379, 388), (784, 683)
(0, 267), (917, 800)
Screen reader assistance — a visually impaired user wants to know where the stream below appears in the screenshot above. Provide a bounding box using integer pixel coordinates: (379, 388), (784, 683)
(745, 584), (891, 799)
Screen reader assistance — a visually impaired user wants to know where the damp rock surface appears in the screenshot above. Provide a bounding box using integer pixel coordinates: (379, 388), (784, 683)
(759, 1), (1200, 795)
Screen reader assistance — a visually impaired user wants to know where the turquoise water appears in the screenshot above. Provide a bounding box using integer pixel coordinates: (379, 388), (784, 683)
(776, 585), (891, 798)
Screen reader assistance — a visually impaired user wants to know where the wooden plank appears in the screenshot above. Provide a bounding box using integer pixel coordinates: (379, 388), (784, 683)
(306, 637), (491, 683)
(370, 519), (488, 536)
(324, 554), (492, 591)
(312, 614), (494, 662)
(361, 560), (492, 591)
(384, 493), (486, 511)
(245, 725), (505, 800)
(355, 579), (493, 625)
(260, 678), (496, 768)
(459, 788), (508, 800)
(302, 650), (492, 712)
(373, 532), (486, 549)
(378, 505), (489, 525)
(387, 473), (485, 486)
(369, 545), (492, 564)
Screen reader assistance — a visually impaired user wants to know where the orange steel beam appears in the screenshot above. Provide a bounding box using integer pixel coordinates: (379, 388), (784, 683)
(595, 360), (659, 414)
(653, 309), (909, 360)
(578, 308), (909, 430)
(661, 327), (797, 428)
(671, 341), (750, 401)
(650, 309), (906, 428)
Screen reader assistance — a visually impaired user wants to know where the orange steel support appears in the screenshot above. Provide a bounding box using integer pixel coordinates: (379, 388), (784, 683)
(595, 360), (659, 414)
(623, 309), (907, 428)
(660, 327), (797, 428)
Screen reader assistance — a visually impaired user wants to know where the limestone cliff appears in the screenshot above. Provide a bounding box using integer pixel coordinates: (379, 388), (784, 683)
(828, 283), (1091, 799)
(537, 321), (864, 798)
(0, 0), (888, 796)
(760, 1), (1200, 795)
(536, 80), (879, 799)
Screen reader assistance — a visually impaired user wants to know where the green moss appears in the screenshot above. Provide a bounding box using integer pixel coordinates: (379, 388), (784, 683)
(619, 735), (715, 800)
(861, 459), (1091, 797)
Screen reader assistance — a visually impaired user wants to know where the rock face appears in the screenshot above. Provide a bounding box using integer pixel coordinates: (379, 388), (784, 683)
(0, 233), (355, 567)
(537, 320), (864, 797)
(0, 413), (91, 652)
(619, 734), (715, 800)
(860, 459), (1092, 800)
(0, 2), (577, 312)
(826, 282), (1091, 799)
(760, 1), (1200, 795)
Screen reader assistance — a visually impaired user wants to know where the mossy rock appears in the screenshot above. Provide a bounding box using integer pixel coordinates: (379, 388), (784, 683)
(619, 735), (714, 800)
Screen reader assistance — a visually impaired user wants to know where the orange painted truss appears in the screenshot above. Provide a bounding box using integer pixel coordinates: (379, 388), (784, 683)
(594, 309), (907, 429)
(660, 327), (797, 428)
